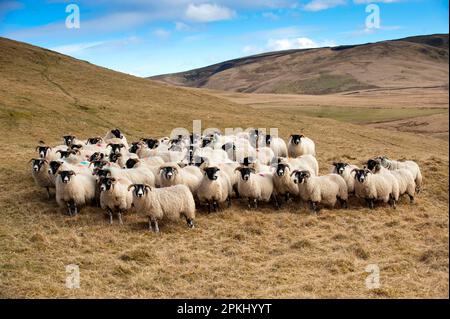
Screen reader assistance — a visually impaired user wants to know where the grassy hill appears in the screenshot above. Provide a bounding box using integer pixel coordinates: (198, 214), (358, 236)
(152, 34), (449, 95)
(0, 37), (448, 298)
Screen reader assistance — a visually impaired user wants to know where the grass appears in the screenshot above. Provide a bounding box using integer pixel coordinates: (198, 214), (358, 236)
(272, 73), (376, 95)
(259, 105), (448, 124)
(0, 37), (448, 298)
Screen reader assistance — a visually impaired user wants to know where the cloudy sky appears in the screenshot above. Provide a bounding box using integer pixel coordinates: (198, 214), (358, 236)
(0, 0), (448, 76)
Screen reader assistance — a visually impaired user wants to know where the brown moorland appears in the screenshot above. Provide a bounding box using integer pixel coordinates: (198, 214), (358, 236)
(0, 37), (448, 298)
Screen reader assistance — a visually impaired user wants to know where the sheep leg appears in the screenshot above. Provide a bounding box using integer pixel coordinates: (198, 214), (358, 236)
(273, 194), (280, 210)
(107, 208), (113, 224)
(148, 218), (153, 231)
(309, 201), (319, 214)
(213, 201), (218, 212)
(366, 198), (374, 210)
(207, 201), (212, 214)
(389, 195), (397, 209)
(408, 195), (414, 204)
(66, 202), (72, 216)
(285, 193), (290, 203)
(248, 198), (253, 209)
(338, 198), (348, 209)
(227, 196), (232, 208)
(153, 219), (160, 233)
(186, 217), (195, 229)
(46, 187), (51, 200)
(253, 199), (258, 209)
(118, 211), (124, 225)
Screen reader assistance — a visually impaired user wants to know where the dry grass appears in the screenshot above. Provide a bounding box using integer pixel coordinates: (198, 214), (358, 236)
(0, 37), (448, 298)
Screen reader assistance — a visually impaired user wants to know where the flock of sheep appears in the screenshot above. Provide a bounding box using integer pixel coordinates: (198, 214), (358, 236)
(30, 128), (423, 232)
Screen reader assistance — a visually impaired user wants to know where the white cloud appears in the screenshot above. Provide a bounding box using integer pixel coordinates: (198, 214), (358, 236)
(153, 28), (171, 38)
(185, 3), (236, 22)
(175, 21), (191, 31)
(303, 0), (347, 11)
(243, 37), (336, 55)
(267, 37), (320, 50)
(50, 36), (140, 55)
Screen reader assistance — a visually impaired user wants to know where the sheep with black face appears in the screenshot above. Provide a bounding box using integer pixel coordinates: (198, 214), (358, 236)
(353, 168), (399, 209)
(30, 158), (54, 199)
(197, 166), (232, 213)
(265, 134), (288, 158)
(104, 128), (129, 149)
(292, 170), (348, 212)
(373, 156), (422, 193)
(235, 167), (275, 209)
(287, 134), (316, 157)
(331, 162), (359, 194)
(158, 162), (202, 194)
(129, 184), (196, 232)
(99, 176), (133, 224)
(55, 169), (96, 216)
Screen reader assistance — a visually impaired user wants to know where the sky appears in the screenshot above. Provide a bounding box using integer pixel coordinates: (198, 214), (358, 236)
(0, 0), (448, 77)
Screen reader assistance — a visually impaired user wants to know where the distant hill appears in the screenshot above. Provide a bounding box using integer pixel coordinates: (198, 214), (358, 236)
(151, 34), (449, 95)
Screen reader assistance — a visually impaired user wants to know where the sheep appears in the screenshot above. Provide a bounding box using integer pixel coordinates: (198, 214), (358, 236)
(331, 162), (359, 194)
(287, 134), (316, 157)
(197, 166), (232, 213)
(30, 158), (54, 198)
(240, 156), (273, 174)
(374, 156), (423, 193)
(255, 146), (275, 166)
(124, 157), (164, 186)
(104, 128), (129, 149)
(36, 144), (67, 162)
(271, 155), (318, 205)
(291, 170), (348, 212)
(99, 176), (133, 224)
(55, 169), (96, 216)
(128, 184), (195, 232)
(221, 141), (256, 163)
(194, 147), (230, 164)
(265, 135), (288, 157)
(353, 168), (399, 209)
(367, 159), (416, 203)
(158, 163), (202, 194)
(106, 165), (156, 187)
(235, 167), (275, 209)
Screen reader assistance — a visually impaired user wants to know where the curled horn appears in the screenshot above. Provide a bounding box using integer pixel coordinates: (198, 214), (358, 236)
(144, 184), (152, 192)
(69, 170), (76, 176)
(351, 168), (358, 174)
(28, 158), (35, 163)
(234, 167), (242, 172)
(290, 169), (300, 177)
(127, 184), (136, 192)
(56, 150), (62, 154)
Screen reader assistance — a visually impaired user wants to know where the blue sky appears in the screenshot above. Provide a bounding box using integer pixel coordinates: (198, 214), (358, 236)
(0, 0), (448, 76)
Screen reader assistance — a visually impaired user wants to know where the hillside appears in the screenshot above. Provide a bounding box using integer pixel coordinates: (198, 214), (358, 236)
(0, 37), (448, 298)
(152, 34), (449, 95)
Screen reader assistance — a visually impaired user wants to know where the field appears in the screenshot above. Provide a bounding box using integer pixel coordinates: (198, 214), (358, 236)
(0, 37), (448, 298)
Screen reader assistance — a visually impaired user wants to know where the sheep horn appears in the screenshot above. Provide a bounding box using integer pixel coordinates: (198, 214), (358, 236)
(127, 184), (136, 191)
(290, 170), (299, 177)
(144, 184), (152, 191)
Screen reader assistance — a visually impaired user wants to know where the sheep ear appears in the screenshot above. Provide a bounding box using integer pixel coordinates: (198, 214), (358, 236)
(332, 162), (337, 166)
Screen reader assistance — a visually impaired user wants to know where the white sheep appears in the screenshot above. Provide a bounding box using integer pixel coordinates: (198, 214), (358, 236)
(331, 162), (359, 194)
(287, 134), (316, 157)
(353, 168), (399, 209)
(55, 169), (97, 216)
(292, 170), (348, 212)
(367, 159), (415, 203)
(106, 165), (156, 187)
(30, 158), (54, 198)
(99, 176), (133, 224)
(265, 135), (288, 157)
(235, 167), (275, 208)
(158, 163), (202, 194)
(197, 166), (232, 213)
(129, 184), (196, 232)
(104, 129), (129, 149)
(255, 146), (275, 166)
(375, 156), (423, 193)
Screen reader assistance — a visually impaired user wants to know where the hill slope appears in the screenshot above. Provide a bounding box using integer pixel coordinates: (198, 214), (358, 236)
(152, 34), (449, 95)
(0, 37), (448, 298)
